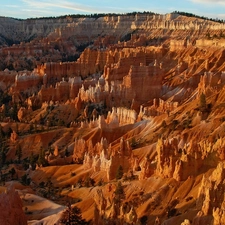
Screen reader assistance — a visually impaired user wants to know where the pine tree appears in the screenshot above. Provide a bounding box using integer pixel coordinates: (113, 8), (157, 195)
(46, 177), (54, 198)
(34, 120), (37, 132)
(0, 125), (4, 140)
(116, 165), (123, 180)
(84, 177), (95, 187)
(114, 181), (125, 205)
(60, 203), (89, 225)
(10, 103), (18, 121)
(9, 167), (16, 179)
(15, 145), (22, 163)
(29, 123), (34, 132)
(38, 147), (48, 167)
(0, 150), (6, 168)
(21, 174), (30, 185)
(199, 92), (207, 111)
(29, 152), (36, 170)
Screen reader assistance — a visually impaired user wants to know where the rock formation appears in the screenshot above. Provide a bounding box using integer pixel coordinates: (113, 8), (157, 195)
(78, 135), (134, 180)
(193, 162), (225, 225)
(0, 185), (27, 225)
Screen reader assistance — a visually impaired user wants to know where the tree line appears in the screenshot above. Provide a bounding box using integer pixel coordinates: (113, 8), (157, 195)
(13, 11), (156, 21)
(173, 11), (225, 23)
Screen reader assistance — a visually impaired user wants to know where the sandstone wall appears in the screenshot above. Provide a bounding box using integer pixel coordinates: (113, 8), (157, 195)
(0, 70), (17, 91)
(2, 13), (224, 49)
(122, 64), (163, 102)
(14, 72), (42, 93)
(37, 48), (107, 82)
(196, 39), (225, 48)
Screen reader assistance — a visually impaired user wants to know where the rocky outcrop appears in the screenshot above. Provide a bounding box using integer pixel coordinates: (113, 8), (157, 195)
(1, 13), (225, 47)
(0, 185), (27, 225)
(0, 69), (17, 91)
(197, 71), (225, 96)
(82, 137), (133, 180)
(14, 72), (42, 93)
(196, 38), (225, 48)
(181, 219), (191, 225)
(154, 137), (203, 181)
(138, 98), (179, 117)
(122, 63), (163, 102)
(106, 107), (137, 125)
(193, 162), (225, 225)
(1, 12), (225, 72)
(10, 131), (18, 142)
(36, 48), (106, 81)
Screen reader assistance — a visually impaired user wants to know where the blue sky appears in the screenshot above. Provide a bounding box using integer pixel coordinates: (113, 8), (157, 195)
(0, 0), (225, 20)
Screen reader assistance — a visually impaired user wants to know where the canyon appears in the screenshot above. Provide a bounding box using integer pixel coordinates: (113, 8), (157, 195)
(1, 12), (225, 225)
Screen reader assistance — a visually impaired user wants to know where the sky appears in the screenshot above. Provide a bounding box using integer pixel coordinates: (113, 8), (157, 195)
(0, 0), (225, 20)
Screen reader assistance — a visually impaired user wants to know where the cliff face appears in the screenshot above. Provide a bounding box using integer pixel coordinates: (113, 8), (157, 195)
(1, 13), (224, 45)
(1, 13), (225, 71)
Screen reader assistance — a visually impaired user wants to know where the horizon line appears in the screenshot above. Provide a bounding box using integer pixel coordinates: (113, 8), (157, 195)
(0, 10), (224, 21)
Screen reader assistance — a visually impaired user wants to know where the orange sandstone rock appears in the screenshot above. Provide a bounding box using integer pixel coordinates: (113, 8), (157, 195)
(0, 185), (27, 225)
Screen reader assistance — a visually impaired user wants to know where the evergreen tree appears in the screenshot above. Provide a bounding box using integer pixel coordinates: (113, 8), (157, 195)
(0, 125), (4, 140)
(0, 104), (6, 120)
(10, 103), (18, 121)
(29, 123), (34, 132)
(9, 167), (16, 179)
(65, 147), (69, 157)
(199, 92), (207, 111)
(34, 120), (37, 132)
(15, 122), (19, 133)
(114, 181), (125, 205)
(46, 177), (54, 198)
(15, 145), (22, 163)
(116, 165), (124, 180)
(0, 150), (6, 168)
(38, 147), (48, 167)
(60, 203), (89, 225)
(84, 177), (95, 187)
(21, 174), (31, 185)
(29, 152), (36, 170)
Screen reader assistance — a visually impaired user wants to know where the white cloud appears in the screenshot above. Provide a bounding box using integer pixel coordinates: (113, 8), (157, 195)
(17, 0), (98, 18)
(190, 0), (225, 5)
(218, 14), (225, 19)
(18, 0), (137, 18)
(21, 0), (118, 13)
(5, 5), (19, 8)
